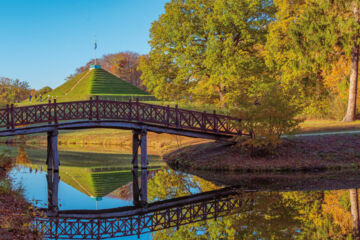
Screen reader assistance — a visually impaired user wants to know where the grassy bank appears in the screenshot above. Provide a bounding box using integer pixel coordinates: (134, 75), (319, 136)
(1, 129), (210, 156)
(164, 133), (360, 172)
(0, 153), (41, 238)
(3, 119), (360, 150)
(300, 120), (360, 133)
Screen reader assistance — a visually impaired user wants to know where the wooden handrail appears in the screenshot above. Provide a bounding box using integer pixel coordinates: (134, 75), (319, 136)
(0, 100), (240, 135)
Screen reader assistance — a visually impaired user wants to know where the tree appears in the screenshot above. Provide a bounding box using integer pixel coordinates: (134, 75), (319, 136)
(350, 189), (360, 239)
(37, 86), (52, 95)
(139, 0), (275, 105)
(266, 0), (360, 121)
(0, 77), (30, 106)
(343, 2), (360, 121)
(69, 51), (146, 90)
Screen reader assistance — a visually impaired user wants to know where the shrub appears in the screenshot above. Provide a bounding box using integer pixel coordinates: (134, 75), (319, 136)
(228, 83), (303, 156)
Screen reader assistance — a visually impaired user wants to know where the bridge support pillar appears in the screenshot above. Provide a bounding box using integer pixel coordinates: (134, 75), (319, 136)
(47, 130), (59, 172)
(132, 169), (140, 206)
(140, 129), (147, 169)
(132, 129), (148, 169)
(140, 168), (148, 206)
(132, 168), (148, 206)
(132, 130), (140, 167)
(132, 128), (148, 206)
(46, 170), (59, 216)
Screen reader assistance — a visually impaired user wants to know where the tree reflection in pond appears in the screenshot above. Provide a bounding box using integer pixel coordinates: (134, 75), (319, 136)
(148, 169), (360, 239)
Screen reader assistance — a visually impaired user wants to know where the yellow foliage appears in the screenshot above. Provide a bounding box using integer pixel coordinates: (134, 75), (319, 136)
(15, 147), (31, 166)
(322, 55), (349, 98)
(230, 83), (303, 155)
(322, 190), (352, 238)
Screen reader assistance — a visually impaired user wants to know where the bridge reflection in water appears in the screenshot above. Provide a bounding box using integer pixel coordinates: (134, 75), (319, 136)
(35, 168), (243, 239)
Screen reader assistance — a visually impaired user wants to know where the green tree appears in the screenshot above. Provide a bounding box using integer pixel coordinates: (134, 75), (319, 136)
(37, 86), (52, 95)
(266, 0), (360, 121)
(139, 0), (275, 105)
(148, 170), (329, 240)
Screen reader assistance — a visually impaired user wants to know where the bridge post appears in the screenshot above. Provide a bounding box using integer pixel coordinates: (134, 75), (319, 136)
(132, 169), (140, 206)
(89, 97), (93, 120)
(46, 170), (59, 216)
(140, 129), (147, 169)
(6, 104), (10, 129)
(132, 130), (140, 168)
(140, 168), (148, 206)
(96, 96), (100, 120)
(10, 104), (15, 129)
(47, 130), (59, 172)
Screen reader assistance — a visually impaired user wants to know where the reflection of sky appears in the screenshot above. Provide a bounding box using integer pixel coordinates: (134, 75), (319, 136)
(10, 166), (153, 239)
(9, 166), (132, 211)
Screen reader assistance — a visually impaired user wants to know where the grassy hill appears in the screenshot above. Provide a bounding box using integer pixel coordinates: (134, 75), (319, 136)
(25, 68), (156, 104)
(90, 69), (147, 95)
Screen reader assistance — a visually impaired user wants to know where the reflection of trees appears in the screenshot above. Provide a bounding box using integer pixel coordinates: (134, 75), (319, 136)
(350, 189), (360, 239)
(149, 169), (360, 239)
(148, 169), (219, 202)
(15, 147), (31, 166)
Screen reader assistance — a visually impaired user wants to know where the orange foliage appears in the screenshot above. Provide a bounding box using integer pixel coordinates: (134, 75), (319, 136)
(322, 190), (352, 237)
(322, 55), (349, 98)
(15, 147), (31, 166)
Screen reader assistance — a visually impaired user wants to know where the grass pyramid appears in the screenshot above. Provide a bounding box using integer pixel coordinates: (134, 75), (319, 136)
(41, 67), (155, 102)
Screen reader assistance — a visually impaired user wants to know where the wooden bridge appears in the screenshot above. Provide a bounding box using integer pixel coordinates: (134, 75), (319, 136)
(0, 98), (241, 169)
(35, 169), (244, 239)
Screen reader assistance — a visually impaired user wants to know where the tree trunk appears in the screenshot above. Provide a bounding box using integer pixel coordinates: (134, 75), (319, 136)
(217, 83), (226, 107)
(343, 4), (360, 122)
(350, 189), (360, 239)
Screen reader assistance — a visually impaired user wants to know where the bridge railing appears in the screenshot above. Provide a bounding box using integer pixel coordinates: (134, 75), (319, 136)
(34, 195), (242, 239)
(0, 98), (240, 135)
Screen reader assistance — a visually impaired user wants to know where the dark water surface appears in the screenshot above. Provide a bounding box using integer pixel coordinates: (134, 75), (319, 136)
(3, 144), (360, 240)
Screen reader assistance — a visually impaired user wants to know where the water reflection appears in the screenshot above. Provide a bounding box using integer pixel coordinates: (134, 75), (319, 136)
(36, 167), (360, 239)
(4, 145), (360, 239)
(36, 168), (244, 239)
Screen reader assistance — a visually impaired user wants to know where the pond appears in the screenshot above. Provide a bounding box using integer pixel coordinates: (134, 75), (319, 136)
(3, 144), (360, 239)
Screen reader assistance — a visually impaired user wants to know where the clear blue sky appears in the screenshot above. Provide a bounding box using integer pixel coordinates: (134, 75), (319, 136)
(0, 0), (168, 89)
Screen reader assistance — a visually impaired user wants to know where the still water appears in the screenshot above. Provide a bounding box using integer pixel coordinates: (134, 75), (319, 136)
(3, 144), (360, 239)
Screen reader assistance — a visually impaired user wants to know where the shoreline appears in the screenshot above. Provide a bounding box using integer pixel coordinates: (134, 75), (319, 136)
(3, 128), (360, 173)
(0, 130), (210, 157)
(164, 133), (360, 172)
(0, 155), (41, 238)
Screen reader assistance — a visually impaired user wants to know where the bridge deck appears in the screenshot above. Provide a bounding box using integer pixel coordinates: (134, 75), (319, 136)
(0, 98), (242, 139)
(35, 186), (243, 239)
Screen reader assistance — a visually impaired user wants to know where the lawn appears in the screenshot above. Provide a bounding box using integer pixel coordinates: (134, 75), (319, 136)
(300, 120), (360, 133)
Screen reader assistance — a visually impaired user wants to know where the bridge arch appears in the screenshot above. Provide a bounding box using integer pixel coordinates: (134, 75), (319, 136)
(0, 99), (242, 169)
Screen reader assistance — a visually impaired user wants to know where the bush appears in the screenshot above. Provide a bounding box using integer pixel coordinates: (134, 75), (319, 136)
(229, 83), (303, 156)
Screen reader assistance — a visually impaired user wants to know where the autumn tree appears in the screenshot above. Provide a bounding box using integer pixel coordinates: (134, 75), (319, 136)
(0, 77), (30, 106)
(350, 189), (360, 239)
(36, 86), (52, 96)
(266, 0), (360, 121)
(139, 0), (275, 105)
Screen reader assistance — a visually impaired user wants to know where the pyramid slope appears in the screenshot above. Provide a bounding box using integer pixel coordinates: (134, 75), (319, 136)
(34, 68), (152, 103)
(89, 69), (148, 95)
(60, 166), (133, 198)
(48, 71), (91, 99)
